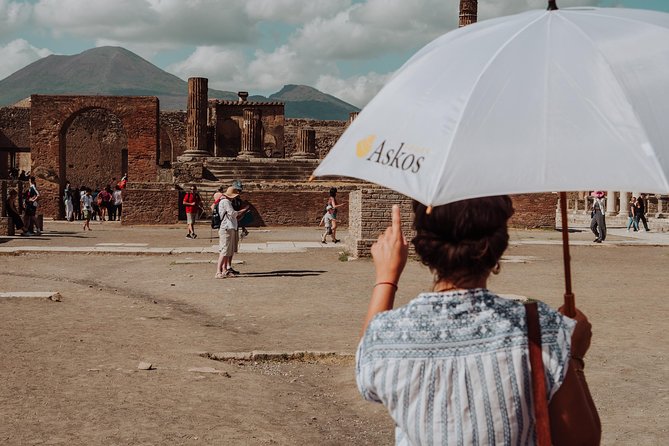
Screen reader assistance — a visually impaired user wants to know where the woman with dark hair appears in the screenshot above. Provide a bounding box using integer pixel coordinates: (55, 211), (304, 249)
(326, 187), (346, 243)
(356, 198), (601, 445)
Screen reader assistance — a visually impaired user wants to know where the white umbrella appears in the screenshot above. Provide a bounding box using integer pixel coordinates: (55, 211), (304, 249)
(312, 4), (669, 315)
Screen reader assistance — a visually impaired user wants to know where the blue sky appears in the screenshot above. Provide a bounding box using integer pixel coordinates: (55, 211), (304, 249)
(1, 0), (668, 107)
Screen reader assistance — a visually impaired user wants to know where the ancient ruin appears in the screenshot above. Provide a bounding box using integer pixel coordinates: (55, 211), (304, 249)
(0, 76), (574, 256)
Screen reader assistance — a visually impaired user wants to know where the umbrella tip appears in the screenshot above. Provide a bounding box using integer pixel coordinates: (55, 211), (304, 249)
(547, 0), (559, 10)
(426, 205), (433, 215)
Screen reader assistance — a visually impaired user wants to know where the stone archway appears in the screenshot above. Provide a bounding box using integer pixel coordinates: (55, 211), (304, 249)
(30, 95), (159, 219)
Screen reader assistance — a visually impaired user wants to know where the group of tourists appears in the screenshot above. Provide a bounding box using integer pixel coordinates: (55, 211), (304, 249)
(590, 191), (650, 243)
(4, 175), (40, 236)
(626, 194), (651, 233)
(63, 174), (127, 230)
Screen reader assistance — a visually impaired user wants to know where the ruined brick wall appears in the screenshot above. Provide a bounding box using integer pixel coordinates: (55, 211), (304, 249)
(285, 119), (347, 158)
(122, 182), (179, 225)
(509, 193), (557, 228)
(0, 107), (30, 149)
(347, 188), (558, 257)
(0, 107), (31, 175)
(241, 190), (349, 226)
(30, 95), (159, 219)
(63, 109), (127, 189)
(159, 111), (187, 166)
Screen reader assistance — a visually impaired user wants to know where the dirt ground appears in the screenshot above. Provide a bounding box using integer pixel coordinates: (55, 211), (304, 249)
(0, 222), (667, 445)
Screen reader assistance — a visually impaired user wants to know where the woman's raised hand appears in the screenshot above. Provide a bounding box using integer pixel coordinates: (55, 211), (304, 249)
(371, 204), (409, 284)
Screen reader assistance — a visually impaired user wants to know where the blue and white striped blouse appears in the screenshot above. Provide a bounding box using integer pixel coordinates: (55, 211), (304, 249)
(356, 288), (575, 446)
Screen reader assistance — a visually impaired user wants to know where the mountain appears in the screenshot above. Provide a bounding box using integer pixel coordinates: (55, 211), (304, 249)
(270, 85), (359, 120)
(0, 46), (360, 120)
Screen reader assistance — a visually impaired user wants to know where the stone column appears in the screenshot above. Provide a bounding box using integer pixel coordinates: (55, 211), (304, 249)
(292, 128), (316, 159)
(618, 191), (630, 217)
(606, 190), (617, 216)
(238, 109), (261, 158)
(183, 77), (210, 157)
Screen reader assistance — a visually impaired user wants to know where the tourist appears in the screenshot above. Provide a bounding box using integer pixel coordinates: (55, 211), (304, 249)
(5, 189), (29, 236)
(81, 188), (93, 231)
(23, 176), (40, 235)
(97, 186), (112, 221)
(327, 187), (345, 243)
(211, 186), (225, 211)
(356, 199), (601, 445)
(319, 205), (337, 244)
(215, 186), (249, 278)
(112, 185), (123, 221)
(589, 191), (606, 243)
(91, 189), (100, 221)
(635, 194), (650, 232)
(63, 181), (74, 221)
(627, 196), (639, 232)
(118, 173), (128, 189)
(72, 186), (81, 220)
(231, 180), (250, 238)
(183, 185), (201, 239)
(18, 170), (27, 181)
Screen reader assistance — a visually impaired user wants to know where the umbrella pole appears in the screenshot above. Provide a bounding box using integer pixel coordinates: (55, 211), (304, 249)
(559, 192), (576, 317)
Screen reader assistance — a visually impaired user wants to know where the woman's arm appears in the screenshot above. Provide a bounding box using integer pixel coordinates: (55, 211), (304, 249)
(549, 309), (601, 446)
(360, 205), (408, 337)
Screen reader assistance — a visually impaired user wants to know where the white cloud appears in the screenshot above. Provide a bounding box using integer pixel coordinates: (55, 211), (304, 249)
(33, 0), (256, 45)
(246, 0), (351, 24)
(0, 0), (32, 37)
(0, 39), (52, 80)
(167, 46), (248, 89)
(316, 72), (392, 107)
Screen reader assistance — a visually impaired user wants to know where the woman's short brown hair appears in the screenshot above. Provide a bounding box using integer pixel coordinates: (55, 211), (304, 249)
(412, 196), (514, 283)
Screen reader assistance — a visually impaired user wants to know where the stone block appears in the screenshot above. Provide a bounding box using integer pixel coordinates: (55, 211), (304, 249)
(0, 216), (14, 236)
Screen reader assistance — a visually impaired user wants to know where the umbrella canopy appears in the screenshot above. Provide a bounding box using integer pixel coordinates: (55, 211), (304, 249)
(313, 7), (669, 207)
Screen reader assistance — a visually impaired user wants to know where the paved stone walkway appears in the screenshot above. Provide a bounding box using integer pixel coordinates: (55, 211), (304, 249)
(1, 223), (668, 256)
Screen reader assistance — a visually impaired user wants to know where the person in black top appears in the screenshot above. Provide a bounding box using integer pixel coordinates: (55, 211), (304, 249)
(635, 195), (651, 232)
(635, 194), (650, 232)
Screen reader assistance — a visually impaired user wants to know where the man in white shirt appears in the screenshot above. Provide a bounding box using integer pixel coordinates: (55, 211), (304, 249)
(215, 187), (249, 278)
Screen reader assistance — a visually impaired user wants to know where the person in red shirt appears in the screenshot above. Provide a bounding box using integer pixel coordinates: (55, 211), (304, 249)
(183, 185), (201, 239)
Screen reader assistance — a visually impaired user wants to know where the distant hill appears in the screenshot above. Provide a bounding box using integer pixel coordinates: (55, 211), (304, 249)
(270, 85), (359, 120)
(0, 46), (360, 120)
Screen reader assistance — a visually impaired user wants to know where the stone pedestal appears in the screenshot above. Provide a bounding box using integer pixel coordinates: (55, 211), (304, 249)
(183, 77), (210, 157)
(292, 128), (316, 159)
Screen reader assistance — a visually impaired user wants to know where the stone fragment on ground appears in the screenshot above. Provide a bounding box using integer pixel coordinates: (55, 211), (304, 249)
(137, 361), (154, 370)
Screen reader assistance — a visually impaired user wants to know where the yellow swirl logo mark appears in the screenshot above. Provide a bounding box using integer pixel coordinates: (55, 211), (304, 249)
(356, 135), (376, 158)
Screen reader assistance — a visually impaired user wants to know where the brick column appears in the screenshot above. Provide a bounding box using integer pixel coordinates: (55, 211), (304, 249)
(292, 128), (316, 159)
(183, 77), (210, 157)
(459, 0), (478, 28)
(238, 108), (261, 158)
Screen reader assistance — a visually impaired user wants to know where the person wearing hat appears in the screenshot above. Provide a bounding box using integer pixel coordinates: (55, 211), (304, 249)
(589, 191), (606, 243)
(215, 186), (250, 278)
(319, 204), (338, 244)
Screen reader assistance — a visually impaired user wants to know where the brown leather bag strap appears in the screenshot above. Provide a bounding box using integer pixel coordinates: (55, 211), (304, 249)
(525, 301), (552, 446)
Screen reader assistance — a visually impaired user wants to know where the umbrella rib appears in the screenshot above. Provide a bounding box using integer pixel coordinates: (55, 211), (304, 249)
(427, 12), (550, 205)
(554, 12), (669, 192)
(568, 8), (669, 32)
